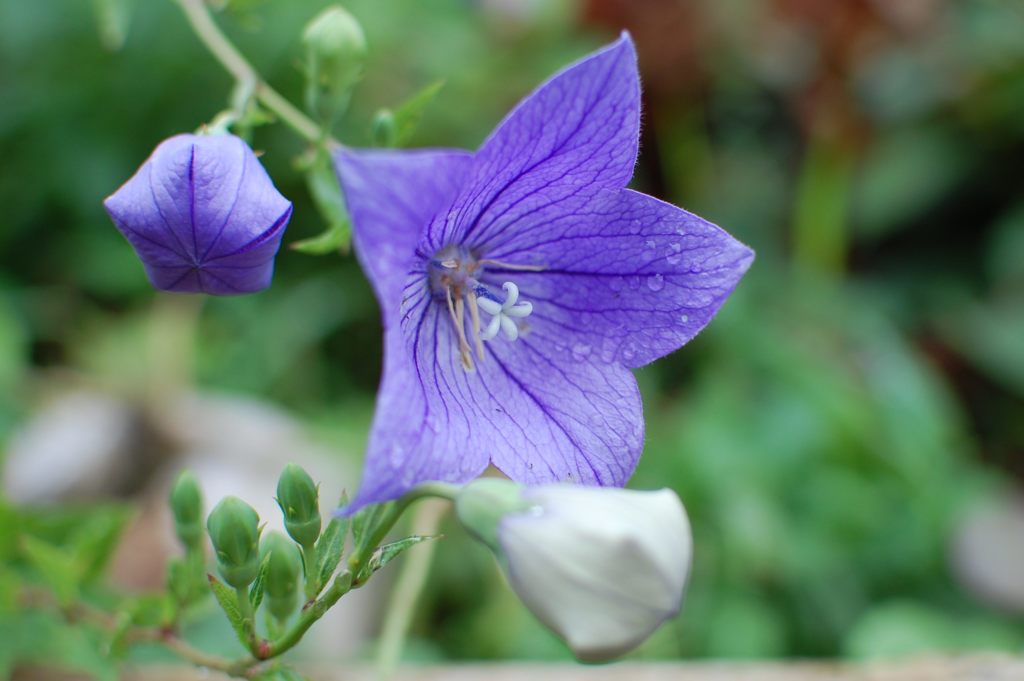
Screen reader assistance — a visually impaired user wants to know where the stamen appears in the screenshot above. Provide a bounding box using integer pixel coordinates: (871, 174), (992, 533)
(466, 290), (486, 360)
(446, 286), (474, 371)
(454, 296), (474, 370)
(477, 259), (545, 272)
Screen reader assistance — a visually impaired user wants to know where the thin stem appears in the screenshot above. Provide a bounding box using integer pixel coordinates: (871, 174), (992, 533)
(174, 0), (323, 144)
(264, 571), (353, 658)
(21, 586), (256, 678)
(375, 499), (447, 680)
(347, 484), (458, 571)
(302, 542), (320, 600)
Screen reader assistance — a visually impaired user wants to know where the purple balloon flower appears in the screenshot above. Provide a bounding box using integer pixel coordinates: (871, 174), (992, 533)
(104, 133), (292, 295)
(335, 34), (753, 509)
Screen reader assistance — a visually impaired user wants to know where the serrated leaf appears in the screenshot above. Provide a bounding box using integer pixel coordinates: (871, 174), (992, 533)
(391, 80), (444, 147)
(359, 535), (438, 581)
(208, 574), (251, 647)
(315, 493), (350, 591)
(293, 155), (350, 255)
(249, 553), (272, 611)
(21, 536), (79, 605)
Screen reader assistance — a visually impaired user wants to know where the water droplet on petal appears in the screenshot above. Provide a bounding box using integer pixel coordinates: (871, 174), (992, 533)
(600, 338), (617, 363)
(609, 277), (625, 292)
(627, 275), (641, 290)
(644, 239), (656, 250)
(667, 243), (683, 265)
(629, 220), (642, 235)
(680, 313), (690, 323)
(621, 343), (636, 362)
(571, 342), (592, 360)
(647, 273), (665, 291)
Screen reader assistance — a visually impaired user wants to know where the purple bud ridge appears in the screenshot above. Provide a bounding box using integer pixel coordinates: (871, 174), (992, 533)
(104, 133), (293, 295)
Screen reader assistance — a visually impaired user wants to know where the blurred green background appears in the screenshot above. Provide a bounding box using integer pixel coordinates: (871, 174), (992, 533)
(2, 0), (1024, 670)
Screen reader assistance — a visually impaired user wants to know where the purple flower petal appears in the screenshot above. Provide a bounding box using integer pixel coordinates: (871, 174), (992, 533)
(486, 188), (754, 368)
(334, 148), (473, 319)
(336, 34), (753, 511)
(104, 133), (292, 295)
(348, 276), (642, 509)
(422, 33), (639, 255)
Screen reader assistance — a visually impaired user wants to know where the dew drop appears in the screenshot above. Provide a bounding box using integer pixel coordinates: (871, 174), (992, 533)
(621, 343), (636, 362)
(609, 277), (625, 292)
(628, 219), (642, 235)
(667, 243), (683, 265)
(680, 313), (690, 323)
(600, 338), (617, 363)
(644, 239), (656, 250)
(571, 342), (592, 360)
(647, 273), (665, 291)
(627, 275), (641, 290)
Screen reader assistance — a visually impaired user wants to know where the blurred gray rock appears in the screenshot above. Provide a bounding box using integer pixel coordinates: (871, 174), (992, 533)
(952, 493), (1024, 613)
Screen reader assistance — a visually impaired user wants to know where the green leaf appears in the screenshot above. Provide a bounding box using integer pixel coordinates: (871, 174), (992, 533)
(0, 568), (18, 615)
(293, 154), (350, 255)
(253, 667), (312, 681)
(350, 502), (389, 559)
(315, 493), (350, 590)
(358, 535), (438, 581)
(391, 80), (444, 147)
(21, 536), (79, 605)
(71, 507), (132, 583)
(208, 574), (251, 646)
(290, 217), (350, 255)
(249, 553), (272, 611)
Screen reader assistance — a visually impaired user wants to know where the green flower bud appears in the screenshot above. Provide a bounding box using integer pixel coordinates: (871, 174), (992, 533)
(261, 531), (302, 621)
(453, 478), (531, 551)
(207, 496), (261, 589)
(169, 470), (204, 550)
(371, 109), (396, 147)
(303, 5), (366, 121)
(276, 463), (322, 548)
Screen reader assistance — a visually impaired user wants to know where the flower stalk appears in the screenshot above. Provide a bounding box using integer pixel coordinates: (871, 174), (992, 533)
(174, 0), (324, 144)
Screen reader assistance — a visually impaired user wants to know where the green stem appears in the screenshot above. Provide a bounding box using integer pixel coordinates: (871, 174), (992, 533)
(347, 483), (458, 571)
(375, 499), (447, 680)
(174, 0), (323, 144)
(301, 542), (319, 600)
(265, 571), (353, 658)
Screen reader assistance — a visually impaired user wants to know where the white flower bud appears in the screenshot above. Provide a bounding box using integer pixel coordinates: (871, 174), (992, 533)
(456, 481), (692, 662)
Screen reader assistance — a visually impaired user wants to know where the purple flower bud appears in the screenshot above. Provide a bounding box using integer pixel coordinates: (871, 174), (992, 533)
(104, 133), (292, 295)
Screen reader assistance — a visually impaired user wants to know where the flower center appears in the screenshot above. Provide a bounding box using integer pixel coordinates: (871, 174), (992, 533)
(428, 245), (538, 371)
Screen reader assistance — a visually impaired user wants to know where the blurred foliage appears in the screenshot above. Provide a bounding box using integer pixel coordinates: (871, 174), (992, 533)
(1, 0), (1023, 671)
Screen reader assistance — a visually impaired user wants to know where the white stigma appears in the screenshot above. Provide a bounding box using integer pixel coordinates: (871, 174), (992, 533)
(478, 282), (533, 342)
